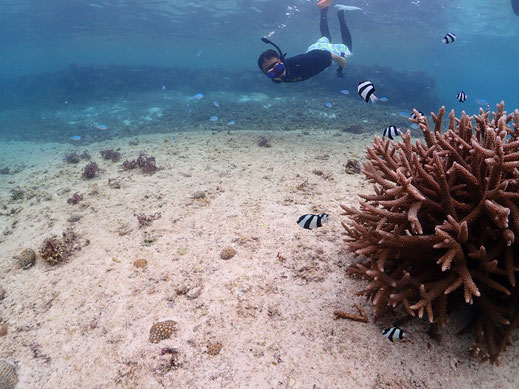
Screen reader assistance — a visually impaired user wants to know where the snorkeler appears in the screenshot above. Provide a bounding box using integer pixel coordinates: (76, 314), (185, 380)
(258, 0), (359, 83)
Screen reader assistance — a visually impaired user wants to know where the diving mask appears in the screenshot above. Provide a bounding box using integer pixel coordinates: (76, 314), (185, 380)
(266, 61), (285, 79)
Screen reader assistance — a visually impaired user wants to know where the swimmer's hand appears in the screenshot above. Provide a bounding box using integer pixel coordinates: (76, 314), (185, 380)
(331, 52), (347, 68)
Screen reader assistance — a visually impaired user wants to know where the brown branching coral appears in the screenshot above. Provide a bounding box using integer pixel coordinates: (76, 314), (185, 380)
(341, 102), (519, 363)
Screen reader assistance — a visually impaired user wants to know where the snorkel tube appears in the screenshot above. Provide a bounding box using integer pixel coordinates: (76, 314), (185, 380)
(261, 37), (286, 62)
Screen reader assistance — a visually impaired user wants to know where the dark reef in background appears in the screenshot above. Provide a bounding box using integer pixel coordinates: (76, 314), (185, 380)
(513, 0), (519, 16)
(0, 63), (440, 112)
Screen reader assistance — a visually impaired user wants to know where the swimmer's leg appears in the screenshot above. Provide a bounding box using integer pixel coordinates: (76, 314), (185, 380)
(337, 9), (352, 50)
(320, 6), (332, 42)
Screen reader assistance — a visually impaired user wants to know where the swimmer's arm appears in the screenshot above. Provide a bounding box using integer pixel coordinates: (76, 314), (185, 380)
(331, 52), (347, 68)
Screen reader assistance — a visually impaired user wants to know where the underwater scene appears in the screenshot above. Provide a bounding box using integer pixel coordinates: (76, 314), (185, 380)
(1, 0), (519, 387)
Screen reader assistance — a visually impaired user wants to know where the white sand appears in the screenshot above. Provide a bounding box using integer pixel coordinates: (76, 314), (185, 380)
(1, 130), (518, 388)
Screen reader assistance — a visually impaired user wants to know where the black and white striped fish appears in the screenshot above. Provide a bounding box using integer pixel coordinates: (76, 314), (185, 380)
(410, 110), (424, 120)
(457, 91), (467, 103)
(383, 126), (400, 140)
(358, 80), (380, 103)
(297, 213), (329, 230)
(382, 327), (407, 342)
(442, 32), (456, 44)
(486, 104), (490, 113)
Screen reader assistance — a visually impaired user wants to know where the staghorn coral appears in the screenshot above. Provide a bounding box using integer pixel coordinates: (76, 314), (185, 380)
(341, 102), (519, 363)
(100, 149), (121, 162)
(136, 152), (159, 174)
(82, 161), (100, 179)
(121, 152), (159, 174)
(149, 320), (177, 343)
(136, 212), (161, 228)
(67, 192), (83, 205)
(64, 150), (90, 164)
(63, 152), (81, 164)
(257, 136), (271, 148)
(79, 150), (91, 160)
(121, 159), (138, 170)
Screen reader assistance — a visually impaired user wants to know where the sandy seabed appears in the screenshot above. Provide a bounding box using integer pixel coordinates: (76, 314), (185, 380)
(1, 129), (518, 389)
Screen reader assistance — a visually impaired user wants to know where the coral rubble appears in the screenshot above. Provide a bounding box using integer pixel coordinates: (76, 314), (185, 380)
(9, 187), (24, 201)
(207, 341), (223, 356)
(0, 360), (18, 389)
(63, 152), (81, 164)
(344, 159), (362, 174)
(38, 229), (81, 265)
(18, 248), (36, 269)
(133, 258), (148, 269)
(341, 103), (519, 363)
(220, 247), (237, 260)
(39, 236), (67, 265)
(149, 320), (177, 343)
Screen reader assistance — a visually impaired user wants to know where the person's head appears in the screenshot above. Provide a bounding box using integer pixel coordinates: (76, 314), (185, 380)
(258, 49), (285, 80)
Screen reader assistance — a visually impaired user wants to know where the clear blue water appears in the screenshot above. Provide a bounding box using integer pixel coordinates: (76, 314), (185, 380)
(1, 0), (518, 141)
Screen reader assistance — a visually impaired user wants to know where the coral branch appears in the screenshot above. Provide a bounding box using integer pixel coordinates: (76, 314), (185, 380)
(341, 103), (519, 363)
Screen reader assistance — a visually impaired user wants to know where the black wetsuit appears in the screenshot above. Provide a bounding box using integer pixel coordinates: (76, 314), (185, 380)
(275, 8), (352, 84)
(277, 50), (332, 83)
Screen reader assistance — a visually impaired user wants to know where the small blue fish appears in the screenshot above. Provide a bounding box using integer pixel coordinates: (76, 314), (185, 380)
(196, 50), (203, 57)
(70, 135), (81, 141)
(162, 85), (166, 90)
(340, 89), (350, 95)
(227, 120), (235, 126)
(193, 93), (204, 100)
(95, 124), (107, 130)
(172, 135), (177, 142)
(378, 97), (389, 102)
(325, 102), (333, 108)
(475, 98), (488, 105)
(399, 112), (409, 118)
(213, 101), (220, 107)
(209, 116), (218, 121)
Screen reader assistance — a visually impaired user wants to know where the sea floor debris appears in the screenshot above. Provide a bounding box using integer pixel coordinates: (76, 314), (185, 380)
(0, 128), (516, 388)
